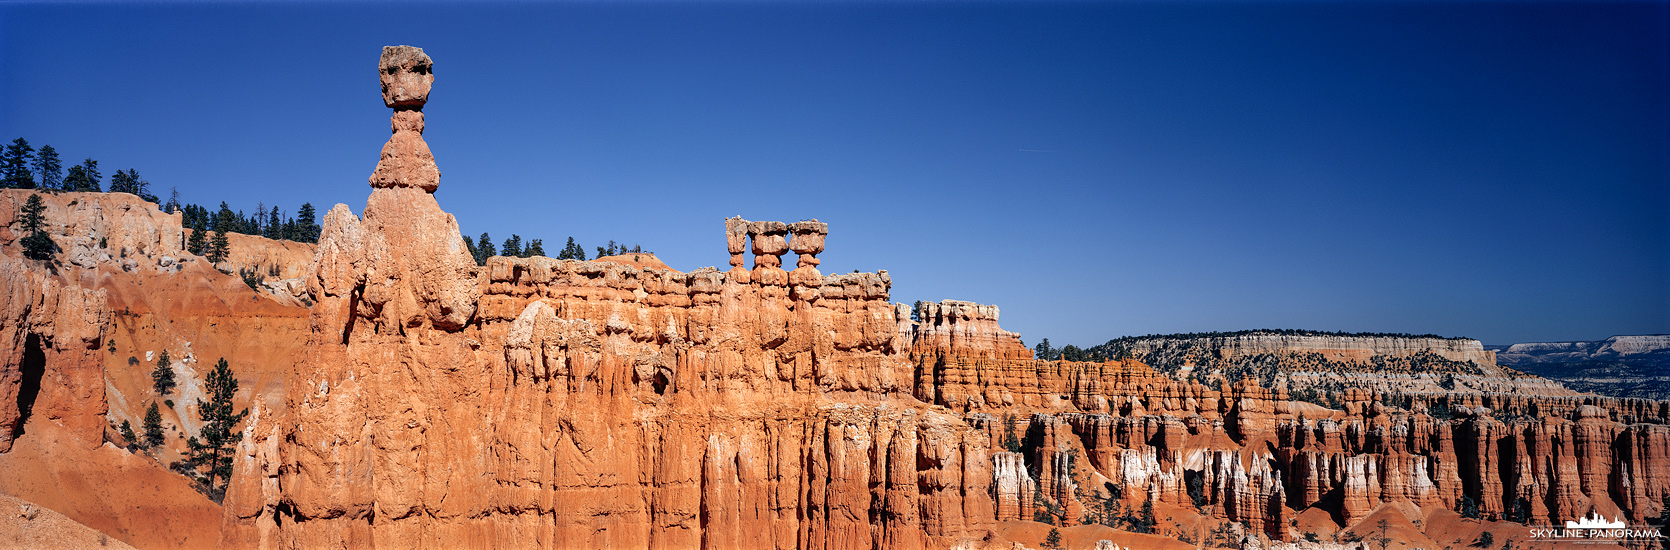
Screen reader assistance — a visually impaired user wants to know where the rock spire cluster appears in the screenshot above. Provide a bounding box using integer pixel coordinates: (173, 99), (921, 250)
(201, 46), (1670, 550)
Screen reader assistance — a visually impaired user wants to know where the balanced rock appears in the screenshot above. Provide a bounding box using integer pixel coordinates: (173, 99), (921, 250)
(378, 45), (433, 109)
(370, 47), (440, 192)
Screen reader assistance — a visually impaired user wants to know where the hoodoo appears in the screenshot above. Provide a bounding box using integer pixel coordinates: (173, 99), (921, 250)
(200, 46), (1670, 550)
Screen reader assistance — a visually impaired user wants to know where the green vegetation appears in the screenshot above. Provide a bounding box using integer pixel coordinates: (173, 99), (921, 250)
(186, 358), (249, 501)
(500, 234), (523, 258)
(107, 168), (157, 201)
(63, 158), (101, 192)
(465, 233), (646, 265)
(2, 138), (36, 188)
(1459, 494), (1479, 519)
(1001, 413), (1022, 453)
(557, 237), (587, 260)
(143, 402), (165, 447)
(468, 233), (496, 265)
(1042, 527), (1061, 550)
(179, 201), (320, 245)
(206, 230), (229, 263)
(152, 350), (175, 396)
(19, 193), (54, 260)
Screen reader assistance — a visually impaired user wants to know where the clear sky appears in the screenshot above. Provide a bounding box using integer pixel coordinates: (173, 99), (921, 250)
(3, 1), (1666, 346)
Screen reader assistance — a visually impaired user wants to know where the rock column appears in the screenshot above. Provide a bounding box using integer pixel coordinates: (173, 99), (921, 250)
(369, 46), (439, 191)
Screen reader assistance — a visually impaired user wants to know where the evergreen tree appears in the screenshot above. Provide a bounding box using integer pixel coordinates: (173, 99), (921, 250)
(1372, 518), (1393, 550)
(186, 358), (248, 499)
(32, 145), (61, 191)
(1042, 527), (1061, 550)
(187, 221), (207, 256)
(152, 350), (175, 396)
(1001, 413), (1023, 453)
(214, 202), (236, 233)
(1136, 498), (1156, 534)
(20, 194), (53, 260)
(119, 420), (137, 445)
(1034, 338), (1055, 361)
(207, 230), (230, 264)
(164, 187), (180, 214)
(143, 401), (165, 447)
(1459, 494), (1480, 519)
(473, 233), (495, 265)
(295, 203), (318, 243)
(558, 237), (586, 260)
(525, 239), (544, 257)
(63, 158), (100, 191)
(109, 169), (136, 194)
(264, 207), (281, 239)
(3, 138), (36, 189)
(501, 234), (523, 258)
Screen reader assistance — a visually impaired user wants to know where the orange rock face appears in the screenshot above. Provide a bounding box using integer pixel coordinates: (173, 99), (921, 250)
(202, 45), (1670, 549)
(0, 256), (110, 453)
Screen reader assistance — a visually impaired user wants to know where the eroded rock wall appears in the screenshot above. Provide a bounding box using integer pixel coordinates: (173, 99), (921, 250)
(218, 45), (1670, 550)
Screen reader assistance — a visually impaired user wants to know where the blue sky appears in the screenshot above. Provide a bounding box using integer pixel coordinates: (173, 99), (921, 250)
(3, 1), (1666, 346)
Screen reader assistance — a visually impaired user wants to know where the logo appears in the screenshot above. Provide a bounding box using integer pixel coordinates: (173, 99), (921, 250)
(1528, 511), (1663, 543)
(1565, 512), (1625, 530)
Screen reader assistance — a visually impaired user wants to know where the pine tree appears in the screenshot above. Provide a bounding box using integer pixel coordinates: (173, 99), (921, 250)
(264, 207), (281, 239)
(63, 158), (100, 191)
(32, 145), (61, 191)
(1136, 497), (1156, 534)
(525, 239), (544, 257)
(119, 420), (137, 445)
(1034, 338), (1054, 361)
(186, 358), (248, 499)
(1042, 527), (1062, 550)
(473, 233), (495, 265)
(501, 234), (522, 258)
(207, 230), (230, 264)
(109, 169), (136, 194)
(143, 402), (165, 447)
(187, 222), (207, 256)
(152, 350), (175, 396)
(214, 202), (235, 233)
(558, 237), (586, 260)
(20, 194), (53, 260)
(295, 203), (318, 243)
(1002, 413), (1022, 453)
(3, 138), (36, 189)
(164, 187), (180, 214)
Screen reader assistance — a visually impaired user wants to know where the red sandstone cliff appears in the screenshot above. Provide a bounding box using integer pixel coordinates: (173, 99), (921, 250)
(5, 44), (1668, 550)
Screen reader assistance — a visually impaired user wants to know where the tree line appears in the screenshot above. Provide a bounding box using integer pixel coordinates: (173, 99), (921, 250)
(5, 136), (324, 267)
(465, 233), (647, 266)
(2, 137), (158, 199)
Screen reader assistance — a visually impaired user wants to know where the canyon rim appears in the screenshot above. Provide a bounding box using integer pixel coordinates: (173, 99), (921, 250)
(1, 34), (1666, 550)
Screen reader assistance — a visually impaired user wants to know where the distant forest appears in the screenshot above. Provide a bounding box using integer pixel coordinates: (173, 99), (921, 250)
(462, 232), (648, 266)
(1032, 328), (1465, 363)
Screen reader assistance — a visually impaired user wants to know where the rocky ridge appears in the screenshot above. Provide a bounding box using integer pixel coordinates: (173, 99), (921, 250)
(218, 46), (1670, 550)
(2, 44), (1667, 550)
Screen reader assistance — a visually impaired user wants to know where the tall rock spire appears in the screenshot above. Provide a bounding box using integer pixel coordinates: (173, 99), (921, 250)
(369, 45), (440, 192)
